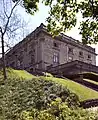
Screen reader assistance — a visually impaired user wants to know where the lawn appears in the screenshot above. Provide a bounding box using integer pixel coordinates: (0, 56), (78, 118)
(83, 79), (98, 85)
(1, 68), (35, 80)
(41, 76), (98, 101)
(0, 68), (98, 102)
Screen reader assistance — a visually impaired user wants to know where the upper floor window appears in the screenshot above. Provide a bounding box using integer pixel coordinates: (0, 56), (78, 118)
(54, 42), (57, 47)
(53, 42), (59, 48)
(53, 53), (59, 63)
(79, 51), (83, 56)
(88, 54), (91, 59)
(68, 47), (73, 54)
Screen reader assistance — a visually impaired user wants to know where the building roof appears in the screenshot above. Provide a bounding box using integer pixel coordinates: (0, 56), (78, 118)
(6, 23), (96, 56)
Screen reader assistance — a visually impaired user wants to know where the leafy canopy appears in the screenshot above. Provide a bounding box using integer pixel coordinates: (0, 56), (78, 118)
(13, 0), (98, 44)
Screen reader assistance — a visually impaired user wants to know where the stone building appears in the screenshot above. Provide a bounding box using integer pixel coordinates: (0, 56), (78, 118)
(4, 23), (97, 75)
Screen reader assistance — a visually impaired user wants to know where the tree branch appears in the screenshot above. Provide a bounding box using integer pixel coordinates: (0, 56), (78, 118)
(0, 26), (3, 34)
(3, 0), (9, 18)
(3, 0), (20, 35)
(5, 47), (12, 54)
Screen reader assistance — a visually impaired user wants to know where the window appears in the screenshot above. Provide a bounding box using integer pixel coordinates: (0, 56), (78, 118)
(68, 56), (73, 62)
(53, 53), (59, 63)
(29, 49), (35, 64)
(79, 51), (83, 56)
(68, 47), (73, 54)
(17, 60), (20, 67)
(88, 55), (91, 59)
(17, 59), (23, 68)
(53, 42), (59, 48)
(54, 42), (58, 47)
(31, 55), (35, 63)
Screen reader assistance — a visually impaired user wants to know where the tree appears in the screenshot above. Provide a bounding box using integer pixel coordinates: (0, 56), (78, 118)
(1, 0), (97, 79)
(13, 0), (98, 44)
(0, 0), (29, 80)
(46, 0), (98, 44)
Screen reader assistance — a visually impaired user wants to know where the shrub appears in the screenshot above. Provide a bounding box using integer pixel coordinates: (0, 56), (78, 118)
(20, 98), (98, 120)
(0, 78), (79, 119)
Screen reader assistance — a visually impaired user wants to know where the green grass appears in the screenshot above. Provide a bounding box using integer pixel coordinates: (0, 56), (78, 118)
(41, 76), (98, 101)
(0, 68), (35, 80)
(0, 68), (98, 101)
(83, 79), (98, 85)
(11, 69), (34, 80)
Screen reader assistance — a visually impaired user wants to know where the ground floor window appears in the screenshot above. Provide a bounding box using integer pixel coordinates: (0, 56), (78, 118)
(53, 52), (59, 64)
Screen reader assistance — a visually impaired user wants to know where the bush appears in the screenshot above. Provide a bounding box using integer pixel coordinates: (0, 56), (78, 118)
(0, 78), (79, 119)
(20, 98), (98, 120)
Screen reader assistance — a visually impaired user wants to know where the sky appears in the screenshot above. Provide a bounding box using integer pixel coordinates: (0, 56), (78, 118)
(0, 2), (98, 65)
(17, 3), (98, 65)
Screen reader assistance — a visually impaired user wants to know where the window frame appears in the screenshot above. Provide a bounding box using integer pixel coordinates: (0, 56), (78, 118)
(88, 54), (91, 60)
(53, 52), (59, 64)
(79, 51), (83, 57)
(68, 47), (73, 54)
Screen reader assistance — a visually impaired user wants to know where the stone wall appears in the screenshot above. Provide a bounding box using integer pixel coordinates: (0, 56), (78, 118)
(4, 24), (97, 73)
(40, 31), (96, 70)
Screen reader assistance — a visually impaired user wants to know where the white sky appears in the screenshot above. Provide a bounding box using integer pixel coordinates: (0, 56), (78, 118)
(0, 2), (98, 65)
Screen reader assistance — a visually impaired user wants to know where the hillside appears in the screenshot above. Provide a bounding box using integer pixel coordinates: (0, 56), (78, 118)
(43, 76), (98, 101)
(0, 68), (80, 119)
(0, 68), (98, 101)
(0, 68), (98, 119)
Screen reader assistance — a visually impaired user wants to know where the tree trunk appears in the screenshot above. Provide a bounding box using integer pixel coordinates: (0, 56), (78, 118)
(1, 34), (7, 80)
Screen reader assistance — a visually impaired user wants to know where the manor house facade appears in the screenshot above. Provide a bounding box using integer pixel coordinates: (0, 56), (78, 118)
(4, 23), (97, 74)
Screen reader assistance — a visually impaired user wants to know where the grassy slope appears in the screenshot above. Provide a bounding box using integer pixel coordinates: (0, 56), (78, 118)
(84, 79), (98, 85)
(43, 77), (98, 101)
(6, 68), (35, 80)
(0, 68), (98, 101)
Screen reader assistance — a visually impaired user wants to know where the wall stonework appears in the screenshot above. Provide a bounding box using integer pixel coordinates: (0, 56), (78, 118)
(4, 23), (96, 73)
(40, 33), (96, 70)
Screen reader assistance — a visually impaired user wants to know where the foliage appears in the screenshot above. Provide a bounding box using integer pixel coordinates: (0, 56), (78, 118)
(43, 76), (98, 101)
(7, 68), (35, 80)
(13, 0), (98, 44)
(20, 98), (98, 120)
(0, 68), (98, 101)
(0, 68), (34, 80)
(0, 0), (29, 80)
(46, 0), (98, 44)
(12, 0), (39, 15)
(0, 69), (98, 119)
(0, 77), (79, 119)
(0, 0), (27, 45)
